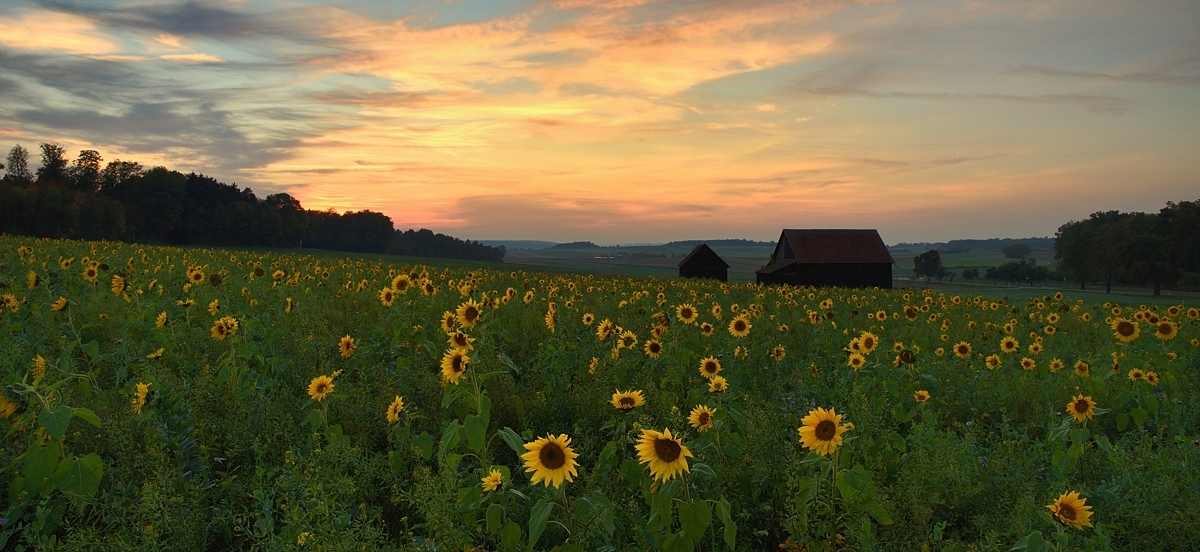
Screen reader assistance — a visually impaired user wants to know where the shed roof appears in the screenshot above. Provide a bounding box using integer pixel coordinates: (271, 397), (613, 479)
(677, 243), (729, 268)
(779, 229), (894, 264)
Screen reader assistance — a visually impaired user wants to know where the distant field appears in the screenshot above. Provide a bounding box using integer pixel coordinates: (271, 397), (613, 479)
(502, 243), (777, 282)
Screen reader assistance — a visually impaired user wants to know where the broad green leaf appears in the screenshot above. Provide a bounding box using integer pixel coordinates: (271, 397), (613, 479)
(1011, 530), (1051, 552)
(888, 433), (906, 453)
(716, 496), (737, 549)
(465, 414), (487, 453)
(39, 405), (74, 441)
(502, 521), (522, 551)
(487, 504), (503, 533)
(1130, 407), (1148, 427)
(1116, 413), (1129, 431)
(596, 441), (617, 470)
(498, 427), (527, 456)
(555, 545), (585, 552)
(23, 441), (62, 495)
(81, 340), (100, 361)
(866, 501), (894, 525)
(55, 453), (103, 502)
(72, 408), (102, 428)
(690, 462), (717, 482)
(794, 477), (815, 509)
(413, 432), (434, 460)
(678, 499), (712, 540)
(527, 499), (552, 552)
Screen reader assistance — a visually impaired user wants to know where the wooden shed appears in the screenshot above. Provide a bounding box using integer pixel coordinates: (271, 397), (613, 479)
(678, 243), (729, 282)
(756, 229), (894, 288)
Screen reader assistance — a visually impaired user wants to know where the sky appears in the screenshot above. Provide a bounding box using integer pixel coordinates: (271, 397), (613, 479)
(1, 0), (1197, 245)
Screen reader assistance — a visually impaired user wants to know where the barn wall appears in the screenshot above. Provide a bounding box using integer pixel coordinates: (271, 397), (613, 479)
(758, 263), (891, 289)
(680, 266), (728, 282)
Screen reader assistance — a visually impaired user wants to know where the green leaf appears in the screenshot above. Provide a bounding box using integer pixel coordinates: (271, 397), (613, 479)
(465, 414), (487, 453)
(866, 501), (894, 525)
(1116, 413), (1130, 431)
(440, 420), (462, 459)
(888, 433), (906, 453)
(498, 427), (527, 456)
(72, 408), (102, 429)
(23, 441), (62, 495)
(794, 477), (815, 509)
(413, 431), (434, 461)
(1130, 407), (1148, 427)
(527, 499), (552, 552)
(716, 496), (737, 549)
(81, 340), (100, 362)
(690, 462), (717, 483)
(1144, 394), (1159, 415)
(487, 504), (503, 533)
(596, 441), (617, 470)
(1011, 530), (1051, 552)
(39, 405), (74, 441)
(54, 453), (103, 503)
(502, 521), (522, 551)
(1070, 428), (1090, 448)
(678, 499), (712, 540)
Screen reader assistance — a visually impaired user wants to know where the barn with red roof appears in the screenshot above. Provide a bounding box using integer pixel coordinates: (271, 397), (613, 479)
(756, 229), (894, 288)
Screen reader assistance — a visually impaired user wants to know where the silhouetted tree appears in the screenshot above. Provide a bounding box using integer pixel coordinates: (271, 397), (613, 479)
(913, 250), (946, 281)
(961, 268), (979, 282)
(6, 144), (32, 183)
(69, 149), (103, 193)
(36, 143), (69, 184)
(1001, 242), (1031, 259)
(99, 160), (144, 193)
(1117, 212), (1180, 296)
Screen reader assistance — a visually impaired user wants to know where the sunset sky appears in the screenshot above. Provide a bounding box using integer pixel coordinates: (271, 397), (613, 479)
(1, 0), (1197, 244)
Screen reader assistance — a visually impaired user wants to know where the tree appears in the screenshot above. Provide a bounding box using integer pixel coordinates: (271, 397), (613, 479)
(961, 268), (979, 282)
(36, 143), (69, 184)
(6, 144), (32, 183)
(912, 250), (945, 282)
(1117, 212), (1181, 296)
(1001, 242), (1031, 259)
(1055, 219), (1095, 289)
(99, 160), (144, 193)
(1159, 200), (1200, 275)
(69, 149), (103, 193)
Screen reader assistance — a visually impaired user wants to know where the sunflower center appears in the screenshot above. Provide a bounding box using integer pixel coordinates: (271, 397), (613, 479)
(682, 308), (693, 318)
(464, 306), (479, 321)
(619, 397), (635, 407)
(539, 443), (566, 469)
(1058, 503), (1076, 520)
(957, 345), (968, 354)
(316, 383), (329, 394)
(1116, 321), (1135, 336)
(815, 420), (837, 441)
(654, 437), (682, 463)
(734, 321), (746, 331)
(698, 412), (711, 425)
(452, 356), (464, 372)
(1159, 323), (1171, 334)
(863, 338), (874, 349)
(649, 343), (660, 353)
(1073, 399), (1089, 413)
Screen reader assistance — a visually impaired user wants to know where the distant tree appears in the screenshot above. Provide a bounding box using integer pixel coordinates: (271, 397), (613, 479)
(961, 268), (979, 282)
(99, 159), (144, 193)
(1001, 242), (1031, 259)
(69, 149), (103, 193)
(1159, 200), (1200, 275)
(913, 250), (945, 282)
(6, 144), (32, 183)
(1087, 212), (1127, 293)
(36, 143), (70, 184)
(107, 167), (187, 242)
(1055, 218), (1095, 289)
(1118, 212), (1181, 296)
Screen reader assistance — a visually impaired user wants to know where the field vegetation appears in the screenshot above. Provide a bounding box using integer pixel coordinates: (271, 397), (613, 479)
(1, 236), (1198, 551)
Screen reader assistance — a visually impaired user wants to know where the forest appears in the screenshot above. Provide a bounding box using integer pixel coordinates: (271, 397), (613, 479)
(1, 143), (505, 262)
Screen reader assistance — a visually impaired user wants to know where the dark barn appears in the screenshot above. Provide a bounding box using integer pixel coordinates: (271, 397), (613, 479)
(756, 229), (894, 288)
(678, 243), (729, 282)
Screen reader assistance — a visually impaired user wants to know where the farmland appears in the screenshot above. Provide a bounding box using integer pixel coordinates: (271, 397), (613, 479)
(1, 236), (1198, 551)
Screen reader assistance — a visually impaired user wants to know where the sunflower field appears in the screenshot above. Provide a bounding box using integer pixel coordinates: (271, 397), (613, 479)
(1, 236), (1199, 551)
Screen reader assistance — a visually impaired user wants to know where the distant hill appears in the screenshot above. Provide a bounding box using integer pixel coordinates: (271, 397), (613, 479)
(890, 237), (1055, 251)
(551, 241), (600, 249)
(665, 239), (775, 247)
(479, 240), (558, 250)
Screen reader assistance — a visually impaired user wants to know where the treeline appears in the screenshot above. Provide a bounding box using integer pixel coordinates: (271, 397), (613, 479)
(893, 237), (1056, 251)
(1, 143), (504, 262)
(1054, 201), (1198, 295)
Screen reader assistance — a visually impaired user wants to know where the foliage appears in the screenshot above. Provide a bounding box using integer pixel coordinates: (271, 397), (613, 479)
(1, 235), (1199, 550)
(1002, 243), (1032, 259)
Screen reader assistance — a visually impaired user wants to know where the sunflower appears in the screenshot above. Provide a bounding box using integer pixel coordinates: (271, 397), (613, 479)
(689, 405), (716, 432)
(83, 266), (98, 282)
(308, 375), (334, 401)
(210, 319), (229, 341)
(441, 350), (469, 384)
(146, 348), (164, 360)
(440, 311), (456, 333)
(847, 352), (865, 370)
(858, 332), (879, 355)
(31, 355), (47, 380)
(26, 271), (38, 290)
(1067, 394), (1096, 423)
(0, 395), (17, 419)
(208, 299), (220, 316)
(386, 396), (405, 423)
(671, 304), (696, 325)
(708, 375), (728, 393)
(798, 407), (850, 456)
(131, 382), (151, 414)
(110, 275), (126, 296)
(1110, 318), (1139, 342)
(378, 287), (396, 307)
(710, 303), (722, 320)
(900, 349), (917, 365)
(1020, 357), (1037, 371)
(1028, 343), (1043, 355)
(875, 310), (888, 322)
(1072, 360), (1090, 377)
(820, 299), (833, 310)
(422, 281), (437, 296)
(1049, 359), (1064, 372)
(1046, 491), (1094, 530)
(51, 297), (68, 312)
(1145, 371), (1159, 385)
(339, 336), (355, 358)
(618, 330), (638, 349)
(699, 357), (722, 379)
(481, 469), (504, 492)
(1154, 321), (1178, 341)
(636, 428), (693, 482)
(728, 315), (752, 338)
(913, 390), (930, 403)
(448, 331), (475, 352)
(1127, 368), (1145, 382)
(953, 341), (972, 359)
(1000, 336), (1019, 353)
(700, 322), (714, 336)
(596, 318), (616, 340)
(611, 389), (646, 411)
(456, 299), (483, 328)
(522, 434), (579, 488)
(582, 313), (595, 325)
(59, 257), (74, 270)
(391, 274), (411, 293)
(770, 345), (786, 361)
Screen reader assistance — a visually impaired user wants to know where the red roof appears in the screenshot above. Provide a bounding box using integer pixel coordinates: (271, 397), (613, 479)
(778, 229), (894, 264)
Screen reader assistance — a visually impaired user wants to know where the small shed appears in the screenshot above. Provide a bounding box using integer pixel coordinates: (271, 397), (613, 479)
(756, 229), (894, 288)
(678, 243), (729, 282)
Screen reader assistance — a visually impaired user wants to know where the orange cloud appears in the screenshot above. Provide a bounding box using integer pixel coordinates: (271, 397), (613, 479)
(0, 10), (120, 55)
